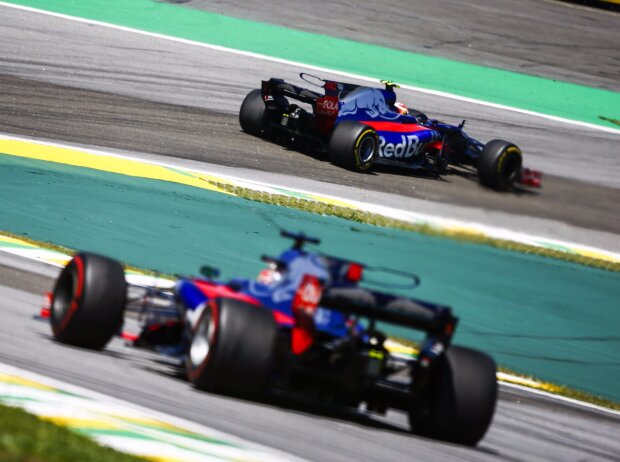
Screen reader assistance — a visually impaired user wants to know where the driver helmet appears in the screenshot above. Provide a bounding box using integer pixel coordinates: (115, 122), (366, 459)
(257, 263), (283, 285)
(393, 102), (408, 115)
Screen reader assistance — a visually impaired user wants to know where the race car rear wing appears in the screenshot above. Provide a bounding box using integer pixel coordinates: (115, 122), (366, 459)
(261, 74), (366, 105)
(320, 286), (457, 339)
(262, 78), (322, 105)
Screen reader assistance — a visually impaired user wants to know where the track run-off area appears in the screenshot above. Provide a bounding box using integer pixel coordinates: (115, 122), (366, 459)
(1, 138), (619, 402)
(1, 0), (619, 460)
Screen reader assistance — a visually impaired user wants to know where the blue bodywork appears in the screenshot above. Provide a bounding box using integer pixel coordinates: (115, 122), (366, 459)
(151, 232), (457, 363)
(261, 75), (487, 176)
(335, 86), (482, 169)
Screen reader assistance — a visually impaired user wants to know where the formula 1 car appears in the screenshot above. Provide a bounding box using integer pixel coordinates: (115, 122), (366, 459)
(47, 231), (497, 446)
(239, 74), (541, 190)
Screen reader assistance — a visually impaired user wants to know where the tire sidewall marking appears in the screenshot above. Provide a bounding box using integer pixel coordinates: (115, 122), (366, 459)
(354, 129), (376, 169)
(496, 146), (520, 175)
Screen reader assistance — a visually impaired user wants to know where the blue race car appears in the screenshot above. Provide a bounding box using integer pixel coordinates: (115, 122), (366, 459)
(48, 231), (497, 446)
(240, 74), (541, 190)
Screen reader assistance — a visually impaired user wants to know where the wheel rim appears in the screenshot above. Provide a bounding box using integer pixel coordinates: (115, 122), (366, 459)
(357, 136), (376, 164)
(501, 153), (521, 183)
(189, 309), (213, 367)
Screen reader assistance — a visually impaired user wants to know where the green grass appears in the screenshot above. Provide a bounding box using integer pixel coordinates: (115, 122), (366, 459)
(0, 404), (147, 462)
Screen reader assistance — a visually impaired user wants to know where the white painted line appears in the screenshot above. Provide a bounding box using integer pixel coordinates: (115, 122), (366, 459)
(0, 362), (305, 462)
(1, 1), (618, 136)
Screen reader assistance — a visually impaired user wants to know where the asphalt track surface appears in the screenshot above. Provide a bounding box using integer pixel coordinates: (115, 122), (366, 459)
(1, 255), (619, 462)
(0, 4), (619, 239)
(184, 0), (620, 92)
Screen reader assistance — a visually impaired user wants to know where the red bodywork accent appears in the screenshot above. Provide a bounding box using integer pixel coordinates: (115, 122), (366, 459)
(147, 320), (179, 332)
(346, 263), (364, 283)
(193, 279), (294, 326)
(427, 140), (443, 151)
(273, 311), (295, 326)
(193, 280), (261, 306)
(315, 95), (339, 134)
(58, 256), (84, 332)
(519, 168), (543, 188)
(291, 275), (323, 354)
(362, 121), (430, 133)
(121, 331), (139, 342)
(40, 292), (52, 319)
(291, 328), (315, 355)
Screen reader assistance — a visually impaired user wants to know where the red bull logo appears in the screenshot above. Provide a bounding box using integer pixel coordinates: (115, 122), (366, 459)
(379, 135), (421, 158)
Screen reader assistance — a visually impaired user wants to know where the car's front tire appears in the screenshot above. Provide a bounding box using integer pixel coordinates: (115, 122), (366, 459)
(51, 253), (126, 350)
(477, 139), (522, 191)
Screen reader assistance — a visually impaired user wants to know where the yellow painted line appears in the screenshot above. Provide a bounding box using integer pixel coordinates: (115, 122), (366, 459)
(146, 457), (190, 462)
(576, 248), (620, 261)
(42, 416), (122, 430)
(143, 457), (189, 462)
(45, 256), (73, 266)
(0, 138), (232, 196)
(0, 234), (38, 247)
(441, 227), (487, 239)
(105, 414), (190, 433)
(0, 373), (57, 391)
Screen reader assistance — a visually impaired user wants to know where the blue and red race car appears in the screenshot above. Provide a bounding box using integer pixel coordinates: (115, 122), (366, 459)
(47, 231), (497, 446)
(239, 74), (541, 190)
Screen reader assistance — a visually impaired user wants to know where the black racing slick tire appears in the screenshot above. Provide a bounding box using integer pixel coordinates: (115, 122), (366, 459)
(51, 253), (126, 350)
(409, 346), (497, 446)
(187, 297), (277, 397)
(239, 89), (269, 136)
(477, 139), (523, 191)
(329, 121), (379, 172)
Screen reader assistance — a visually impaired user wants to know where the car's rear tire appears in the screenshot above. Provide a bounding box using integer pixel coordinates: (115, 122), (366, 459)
(329, 121), (379, 171)
(477, 139), (522, 191)
(187, 297), (277, 397)
(409, 346), (497, 446)
(239, 89), (269, 137)
(239, 89), (288, 138)
(51, 253), (126, 350)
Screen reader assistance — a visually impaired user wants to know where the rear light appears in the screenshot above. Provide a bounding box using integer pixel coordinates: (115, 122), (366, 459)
(292, 275), (323, 316)
(346, 263), (364, 283)
(428, 140), (443, 151)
